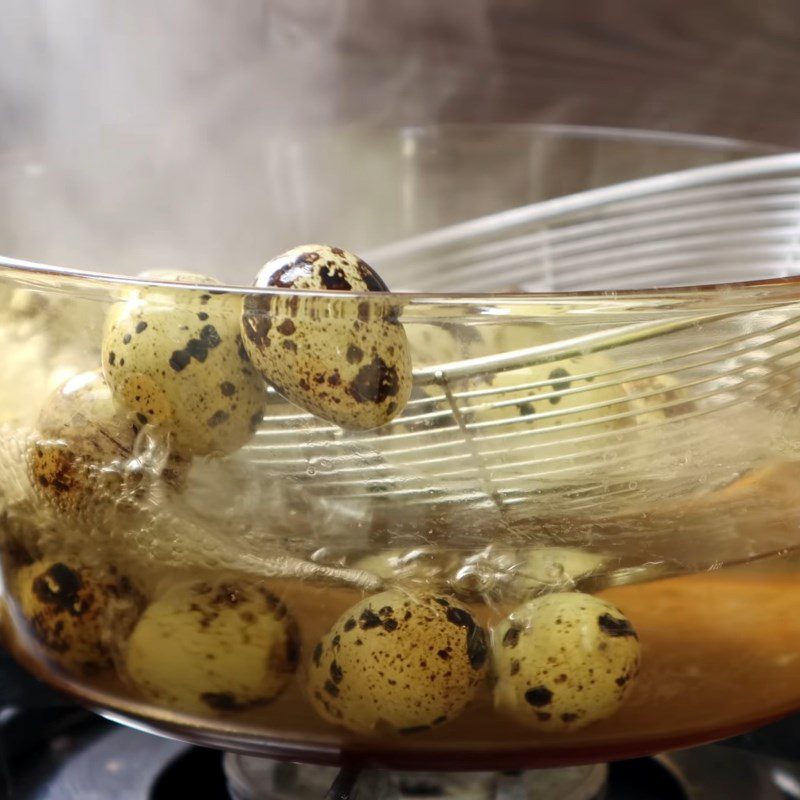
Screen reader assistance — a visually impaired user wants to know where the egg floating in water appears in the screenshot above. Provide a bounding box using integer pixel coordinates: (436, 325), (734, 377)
(307, 589), (488, 735)
(14, 556), (142, 676)
(622, 372), (696, 426)
(125, 577), (300, 715)
(102, 271), (267, 458)
(240, 245), (412, 430)
(27, 370), (186, 518)
(492, 592), (641, 731)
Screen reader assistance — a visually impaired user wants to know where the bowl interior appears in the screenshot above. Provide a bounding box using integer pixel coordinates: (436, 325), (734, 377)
(0, 125), (777, 286)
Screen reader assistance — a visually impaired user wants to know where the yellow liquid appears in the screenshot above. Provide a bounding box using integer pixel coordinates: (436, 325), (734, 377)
(7, 565), (800, 770)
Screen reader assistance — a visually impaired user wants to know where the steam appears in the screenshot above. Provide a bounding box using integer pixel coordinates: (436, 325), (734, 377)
(0, 1), (497, 284)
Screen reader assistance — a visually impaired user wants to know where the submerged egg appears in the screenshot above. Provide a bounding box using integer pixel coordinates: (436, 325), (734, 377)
(471, 351), (631, 434)
(14, 557), (141, 676)
(102, 272), (266, 457)
(462, 322), (631, 440)
(623, 373), (695, 426)
(27, 370), (185, 517)
(307, 590), (488, 735)
(493, 592), (641, 732)
(240, 245), (412, 430)
(125, 577), (299, 714)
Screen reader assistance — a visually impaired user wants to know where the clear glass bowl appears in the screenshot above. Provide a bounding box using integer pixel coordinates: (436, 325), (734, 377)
(1, 125), (799, 771)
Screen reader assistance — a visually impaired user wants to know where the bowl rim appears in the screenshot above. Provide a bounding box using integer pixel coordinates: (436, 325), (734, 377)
(3, 147), (800, 304)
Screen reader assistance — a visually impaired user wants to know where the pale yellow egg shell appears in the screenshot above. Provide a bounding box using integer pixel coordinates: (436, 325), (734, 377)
(102, 274), (266, 457)
(623, 372), (696, 426)
(125, 577), (299, 715)
(307, 589), (488, 735)
(27, 371), (186, 517)
(241, 245), (412, 431)
(14, 557), (141, 676)
(493, 592), (641, 732)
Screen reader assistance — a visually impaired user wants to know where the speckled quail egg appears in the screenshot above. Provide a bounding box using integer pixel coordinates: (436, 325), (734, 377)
(27, 370), (186, 517)
(102, 271), (266, 457)
(622, 373), (695, 426)
(405, 322), (497, 370)
(14, 557), (142, 676)
(240, 245), (412, 430)
(307, 590), (488, 735)
(469, 350), (631, 436)
(465, 321), (628, 427)
(125, 577), (299, 714)
(493, 592), (641, 732)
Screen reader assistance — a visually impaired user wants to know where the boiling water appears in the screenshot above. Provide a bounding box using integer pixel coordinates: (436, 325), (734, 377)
(2, 277), (800, 768)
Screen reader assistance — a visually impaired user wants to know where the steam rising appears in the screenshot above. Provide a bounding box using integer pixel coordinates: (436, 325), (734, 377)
(0, 1), (496, 283)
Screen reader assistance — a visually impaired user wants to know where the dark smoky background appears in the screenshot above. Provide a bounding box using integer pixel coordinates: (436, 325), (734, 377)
(0, 1), (797, 283)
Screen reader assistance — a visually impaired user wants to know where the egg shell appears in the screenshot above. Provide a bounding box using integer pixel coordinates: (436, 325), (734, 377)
(102, 273), (267, 457)
(14, 557), (142, 676)
(471, 351), (631, 435)
(405, 322), (497, 369)
(623, 373), (696, 426)
(493, 592), (641, 732)
(28, 371), (186, 517)
(307, 590), (488, 735)
(241, 245), (412, 431)
(125, 577), (300, 715)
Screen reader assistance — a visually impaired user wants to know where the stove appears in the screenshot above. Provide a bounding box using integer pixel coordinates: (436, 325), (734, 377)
(2, 652), (800, 800)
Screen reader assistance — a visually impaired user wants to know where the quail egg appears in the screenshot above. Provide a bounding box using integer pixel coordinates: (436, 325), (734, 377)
(28, 370), (186, 517)
(623, 373), (695, 426)
(307, 589), (488, 735)
(493, 592), (641, 732)
(102, 271), (266, 457)
(405, 322), (496, 369)
(240, 245), (412, 430)
(14, 557), (142, 676)
(125, 577), (300, 714)
(469, 351), (631, 434)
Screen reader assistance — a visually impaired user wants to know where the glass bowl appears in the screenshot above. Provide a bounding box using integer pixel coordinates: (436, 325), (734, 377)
(0, 126), (799, 771)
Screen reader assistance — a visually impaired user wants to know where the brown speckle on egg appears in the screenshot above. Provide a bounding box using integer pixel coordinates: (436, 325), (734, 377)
(240, 245), (411, 430)
(15, 557), (142, 676)
(598, 613), (638, 638)
(169, 350), (191, 372)
(126, 577), (298, 715)
(308, 590), (487, 735)
(28, 370), (186, 517)
(346, 345), (364, 364)
(493, 592), (641, 733)
(348, 357), (400, 405)
(503, 626), (521, 648)
(103, 272), (266, 457)
(525, 686), (553, 707)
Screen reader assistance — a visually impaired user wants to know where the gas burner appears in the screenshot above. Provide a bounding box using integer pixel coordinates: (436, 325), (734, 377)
(223, 751), (789, 800)
(224, 756), (607, 800)
(6, 711), (800, 799)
